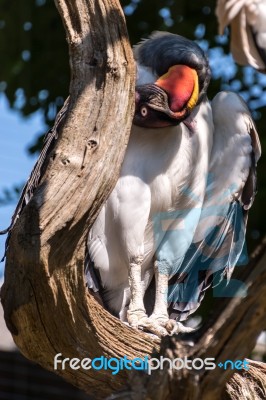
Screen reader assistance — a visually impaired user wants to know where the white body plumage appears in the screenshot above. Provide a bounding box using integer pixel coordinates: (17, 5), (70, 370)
(88, 90), (213, 319)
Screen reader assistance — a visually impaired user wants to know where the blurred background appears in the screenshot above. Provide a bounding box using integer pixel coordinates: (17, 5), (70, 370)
(0, 0), (266, 398)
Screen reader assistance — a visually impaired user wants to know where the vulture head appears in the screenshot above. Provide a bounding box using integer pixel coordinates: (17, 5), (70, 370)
(133, 31), (211, 128)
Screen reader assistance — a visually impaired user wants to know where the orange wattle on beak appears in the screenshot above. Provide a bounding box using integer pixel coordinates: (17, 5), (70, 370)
(155, 65), (199, 113)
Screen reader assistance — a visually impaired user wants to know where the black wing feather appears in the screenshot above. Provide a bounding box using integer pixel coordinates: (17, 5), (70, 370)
(0, 97), (69, 258)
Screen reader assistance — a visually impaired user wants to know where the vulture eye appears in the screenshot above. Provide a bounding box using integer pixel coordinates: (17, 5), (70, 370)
(140, 106), (148, 117)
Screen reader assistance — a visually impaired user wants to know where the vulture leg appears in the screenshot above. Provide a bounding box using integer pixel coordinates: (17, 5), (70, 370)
(127, 257), (171, 337)
(147, 263), (194, 336)
(127, 255), (148, 328)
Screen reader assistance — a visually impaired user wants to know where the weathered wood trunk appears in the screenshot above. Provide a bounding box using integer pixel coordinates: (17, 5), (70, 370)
(1, 1), (266, 399)
(1, 0), (156, 398)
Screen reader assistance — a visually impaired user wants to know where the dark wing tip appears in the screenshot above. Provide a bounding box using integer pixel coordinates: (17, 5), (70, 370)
(0, 97), (70, 260)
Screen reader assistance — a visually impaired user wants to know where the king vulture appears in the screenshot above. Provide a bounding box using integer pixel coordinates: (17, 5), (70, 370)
(0, 32), (260, 337)
(86, 32), (261, 336)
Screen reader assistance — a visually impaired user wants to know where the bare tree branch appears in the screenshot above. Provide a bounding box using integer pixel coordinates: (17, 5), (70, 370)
(226, 360), (266, 400)
(0, 1), (159, 398)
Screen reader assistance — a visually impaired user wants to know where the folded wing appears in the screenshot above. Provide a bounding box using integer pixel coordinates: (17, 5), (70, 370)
(168, 91), (261, 320)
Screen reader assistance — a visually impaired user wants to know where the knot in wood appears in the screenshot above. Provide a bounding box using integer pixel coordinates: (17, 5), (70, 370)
(61, 157), (70, 166)
(87, 139), (98, 149)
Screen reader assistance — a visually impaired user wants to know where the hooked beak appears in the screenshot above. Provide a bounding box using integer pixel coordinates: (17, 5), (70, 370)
(136, 84), (188, 120)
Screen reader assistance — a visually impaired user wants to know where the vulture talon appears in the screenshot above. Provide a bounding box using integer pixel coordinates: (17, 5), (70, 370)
(144, 315), (194, 337)
(140, 320), (169, 337)
(127, 309), (149, 329)
(127, 311), (169, 336)
(167, 321), (195, 336)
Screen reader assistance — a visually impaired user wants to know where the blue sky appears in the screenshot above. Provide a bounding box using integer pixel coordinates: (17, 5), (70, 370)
(0, 94), (44, 278)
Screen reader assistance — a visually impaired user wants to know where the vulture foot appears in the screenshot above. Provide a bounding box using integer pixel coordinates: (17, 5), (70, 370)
(142, 315), (194, 337)
(127, 309), (169, 336)
(127, 309), (149, 329)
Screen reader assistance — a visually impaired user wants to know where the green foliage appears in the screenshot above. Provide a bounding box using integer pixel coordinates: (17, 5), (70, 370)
(0, 0), (69, 129)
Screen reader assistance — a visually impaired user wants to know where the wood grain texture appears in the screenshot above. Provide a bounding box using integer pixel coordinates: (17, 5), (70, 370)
(1, 1), (159, 398)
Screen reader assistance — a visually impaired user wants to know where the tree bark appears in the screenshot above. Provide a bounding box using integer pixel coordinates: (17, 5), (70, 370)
(1, 1), (266, 400)
(1, 0), (158, 398)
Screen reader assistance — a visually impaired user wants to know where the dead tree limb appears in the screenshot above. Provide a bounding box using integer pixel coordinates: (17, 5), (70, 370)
(1, 0), (158, 398)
